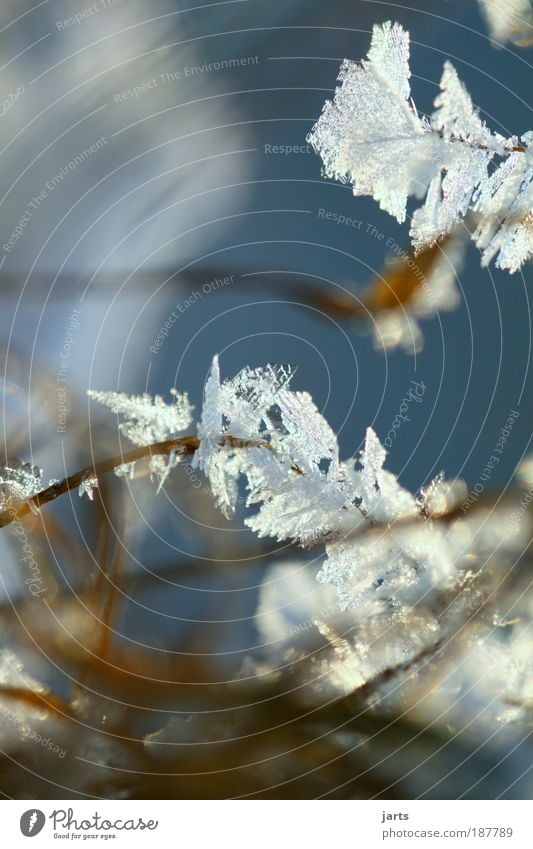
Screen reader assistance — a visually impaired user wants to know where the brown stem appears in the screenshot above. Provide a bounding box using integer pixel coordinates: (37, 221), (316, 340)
(436, 128), (526, 154)
(0, 434), (266, 529)
(0, 430), (508, 535)
(0, 683), (77, 719)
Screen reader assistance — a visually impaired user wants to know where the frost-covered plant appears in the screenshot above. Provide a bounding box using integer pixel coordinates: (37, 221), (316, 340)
(0, 355), (531, 801)
(3, 358), (529, 633)
(85, 358), (527, 621)
(307, 21), (533, 272)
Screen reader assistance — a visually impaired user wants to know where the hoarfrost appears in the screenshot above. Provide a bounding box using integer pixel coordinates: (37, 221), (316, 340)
(307, 21), (532, 272)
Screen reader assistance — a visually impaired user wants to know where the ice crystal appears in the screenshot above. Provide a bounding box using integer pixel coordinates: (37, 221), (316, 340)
(78, 473), (98, 501)
(473, 136), (533, 272)
(0, 459), (42, 509)
(87, 386), (192, 480)
(410, 62), (502, 253)
(307, 21), (532, 272)
(193, 356), (351, 539)
(308, 21), (438, 224)
(315, 609), (441, 695)
(193, 358), (459, 588)
(87, 387), (192, 445)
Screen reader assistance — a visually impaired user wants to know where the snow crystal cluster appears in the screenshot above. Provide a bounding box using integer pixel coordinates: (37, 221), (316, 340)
(86, 358), (530, 622)
(0, 459), (42, 511)
(191, 358), (530, 621)
(307, 21), (533, 272)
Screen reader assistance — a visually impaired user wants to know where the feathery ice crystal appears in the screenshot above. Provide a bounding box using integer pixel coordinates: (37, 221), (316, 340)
(307, 21), (533, 272)
(87, 386), (192, 482)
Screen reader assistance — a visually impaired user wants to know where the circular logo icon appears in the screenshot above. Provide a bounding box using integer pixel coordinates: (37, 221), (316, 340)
(20, 810), (46, 837)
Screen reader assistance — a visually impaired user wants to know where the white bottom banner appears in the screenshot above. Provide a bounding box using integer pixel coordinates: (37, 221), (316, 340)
(1, 800), (530, 847)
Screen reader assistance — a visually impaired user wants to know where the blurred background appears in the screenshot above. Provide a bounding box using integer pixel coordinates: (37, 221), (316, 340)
(0, 0), (531, 799)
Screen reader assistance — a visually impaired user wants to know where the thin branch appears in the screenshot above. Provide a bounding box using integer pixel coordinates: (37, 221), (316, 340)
(0, 434), (267, 529)
(0, 683), (77, 719)
(0, 428), (518, 538)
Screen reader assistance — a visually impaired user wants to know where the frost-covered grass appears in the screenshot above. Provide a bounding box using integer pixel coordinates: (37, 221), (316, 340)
(0, 355), (531, 797)
(307, 21), (533, 273)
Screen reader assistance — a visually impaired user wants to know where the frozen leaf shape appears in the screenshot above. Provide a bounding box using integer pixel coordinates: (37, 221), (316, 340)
(195, 359), (427, 545)
(88, 387), (192, 445)
(432, 62), (497, 148)
(308, 20), (532, 271)
(194, 356), (349, 537)
(194, 353), (223, 459)
(194, 359), (298, 515)
(366, 18), (411, 101)
(410, 63), (503, 251)
(346, 427), (419, 524)
(193, 355), (252, 517)
(88, 386), (192, 481)
(194, 359), (466, 554)
(307, 22), (439, 223)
